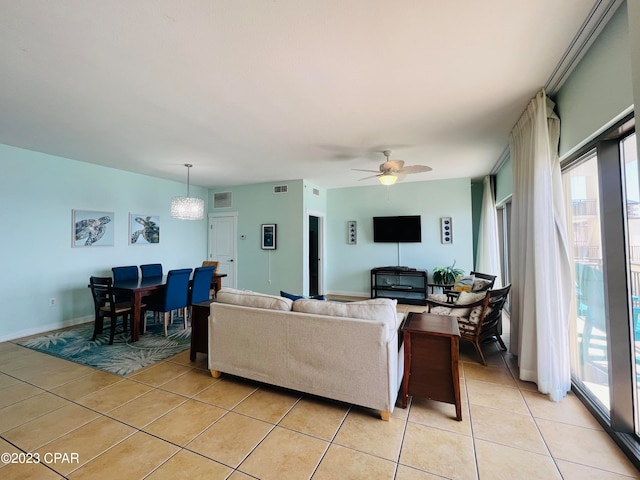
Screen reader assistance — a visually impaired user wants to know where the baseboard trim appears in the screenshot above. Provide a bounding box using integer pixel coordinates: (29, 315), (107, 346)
(1, 315), (93, 343)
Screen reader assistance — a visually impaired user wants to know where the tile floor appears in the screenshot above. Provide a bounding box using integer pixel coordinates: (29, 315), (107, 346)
(1, 304), (639, 479)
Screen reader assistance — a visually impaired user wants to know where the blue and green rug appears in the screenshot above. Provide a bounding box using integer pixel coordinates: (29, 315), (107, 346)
(17, 319), (191, 376)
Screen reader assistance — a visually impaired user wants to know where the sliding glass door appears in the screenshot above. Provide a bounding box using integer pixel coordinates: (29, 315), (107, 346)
(562, 123), (638, 445)
(621, 133), (640, 435)
(564, 152), (609, 410)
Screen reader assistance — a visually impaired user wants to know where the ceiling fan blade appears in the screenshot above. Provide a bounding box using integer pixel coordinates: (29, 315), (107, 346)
(397, 165), (432, 174)
(358, 174), (382, 181)
(352, 168), (381, 173)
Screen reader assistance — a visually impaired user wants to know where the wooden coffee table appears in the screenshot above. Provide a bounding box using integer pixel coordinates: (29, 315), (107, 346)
(401, 312), (462, 420)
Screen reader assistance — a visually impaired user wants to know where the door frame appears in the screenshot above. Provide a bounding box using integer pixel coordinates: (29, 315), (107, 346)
(207, 211), (238, 288)
(303, 209), (325, 296)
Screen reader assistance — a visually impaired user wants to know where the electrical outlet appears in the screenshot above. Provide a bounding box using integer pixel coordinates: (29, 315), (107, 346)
(49, 298), (56, 306)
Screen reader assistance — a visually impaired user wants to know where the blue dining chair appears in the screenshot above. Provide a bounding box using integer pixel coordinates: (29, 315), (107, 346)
(189, 265), (216, 306)
(140, 263), (163, 280)
(144, 268), (192, 336)
(112, 265), (139, 283)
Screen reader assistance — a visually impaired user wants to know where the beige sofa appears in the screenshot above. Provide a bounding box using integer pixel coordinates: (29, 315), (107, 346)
(208, 287), (404, 420)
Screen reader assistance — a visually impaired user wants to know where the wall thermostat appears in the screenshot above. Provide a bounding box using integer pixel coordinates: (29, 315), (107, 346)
(440, 217), (453, 244)
(347, 221), (357, 244)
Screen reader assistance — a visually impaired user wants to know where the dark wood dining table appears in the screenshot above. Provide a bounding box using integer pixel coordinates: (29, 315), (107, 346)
(112, 273), (227, 342)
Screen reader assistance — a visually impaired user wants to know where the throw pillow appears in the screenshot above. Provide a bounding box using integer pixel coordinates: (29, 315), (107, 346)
(280, 290), (325, 301)
(280, 290), (303, 301)
(472, 278), (493, 291)
(450, 291), (487, 318)
(453, 274), (475, 292)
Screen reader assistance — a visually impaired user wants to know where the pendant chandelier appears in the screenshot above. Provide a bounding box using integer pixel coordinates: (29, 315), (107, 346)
(170, 164), (204, 220)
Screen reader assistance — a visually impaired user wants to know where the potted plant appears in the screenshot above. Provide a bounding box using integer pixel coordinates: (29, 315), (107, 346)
(432, 261), (464, 286)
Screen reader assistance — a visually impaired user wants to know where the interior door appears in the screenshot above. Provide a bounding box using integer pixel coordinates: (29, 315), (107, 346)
(208, 214), (237, 288)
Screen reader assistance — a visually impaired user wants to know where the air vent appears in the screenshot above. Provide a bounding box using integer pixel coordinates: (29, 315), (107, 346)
(312, 188), (320, 196)
(273, 185), (288, 194)
(213, 192), (232, 208)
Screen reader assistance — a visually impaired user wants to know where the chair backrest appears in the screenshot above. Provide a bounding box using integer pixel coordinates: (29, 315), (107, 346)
(190, 266), (216, 305)
(112, 265), (139, 283)
(163, 268), (193, 311)
(202, 261), (219, 271)
(140, 263), (163, 279)
(469, 271), (497, 292)
(89, 276), (112, 312)
(483, 284), (511, 327)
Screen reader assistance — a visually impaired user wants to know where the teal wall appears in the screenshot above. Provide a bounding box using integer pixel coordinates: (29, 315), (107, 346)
(0, 144), (209, 341)
(209, 180), (307, 296)
(555, 4), (633, 157)
(326, 178), (474, 296)
(494, 3), (634, 205)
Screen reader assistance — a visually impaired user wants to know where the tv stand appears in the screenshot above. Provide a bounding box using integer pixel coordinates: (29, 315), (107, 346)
(371, 267), (428, 305)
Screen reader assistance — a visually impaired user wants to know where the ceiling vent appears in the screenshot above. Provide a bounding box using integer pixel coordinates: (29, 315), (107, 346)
(213, 192), (232, 208)
(273, 185), (289, 194)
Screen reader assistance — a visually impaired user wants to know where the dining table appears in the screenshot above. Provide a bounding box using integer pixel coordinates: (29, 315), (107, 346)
(112, 273), (227, 342)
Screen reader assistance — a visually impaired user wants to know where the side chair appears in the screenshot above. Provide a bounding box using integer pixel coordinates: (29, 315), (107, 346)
(190, 265), (216, 304)
(426, 284), (511, 365)
(112, 265), (139, 283)
(140, 263), (163, 280)
(202, 261), (220, 296)
(89, 276), (136, 344)
(145, 268), (193, 336)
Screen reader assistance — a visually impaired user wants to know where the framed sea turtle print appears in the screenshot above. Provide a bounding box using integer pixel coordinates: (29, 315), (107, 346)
(129, 213), (160, 245)
(72, 210), (114, 247)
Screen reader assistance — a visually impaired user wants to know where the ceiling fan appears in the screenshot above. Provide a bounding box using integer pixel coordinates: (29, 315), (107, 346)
(353, 150), (432, 185)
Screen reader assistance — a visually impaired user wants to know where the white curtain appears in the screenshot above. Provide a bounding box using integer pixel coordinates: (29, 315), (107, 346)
(476, 175), (502, 288)
(509, 90), (572, 401)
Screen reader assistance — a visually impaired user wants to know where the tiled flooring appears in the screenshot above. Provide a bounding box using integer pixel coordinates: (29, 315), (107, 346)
(1, 305), (639, 479)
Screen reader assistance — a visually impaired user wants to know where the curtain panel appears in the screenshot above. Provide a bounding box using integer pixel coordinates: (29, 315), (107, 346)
(476, 175), (502, 288)
(509, 90), (572, 401)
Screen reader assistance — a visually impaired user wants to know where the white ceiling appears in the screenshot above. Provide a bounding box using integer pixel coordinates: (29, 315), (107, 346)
(0, 0), (600, 189)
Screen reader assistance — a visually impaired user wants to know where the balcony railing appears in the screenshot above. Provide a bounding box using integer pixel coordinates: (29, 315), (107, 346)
(574, 245), (601, 260)
(573, 199), (597, 216)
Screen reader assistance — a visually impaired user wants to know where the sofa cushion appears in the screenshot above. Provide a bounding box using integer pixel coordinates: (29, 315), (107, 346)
(293, 298), (398, 336)
(217, 287), (293, 311)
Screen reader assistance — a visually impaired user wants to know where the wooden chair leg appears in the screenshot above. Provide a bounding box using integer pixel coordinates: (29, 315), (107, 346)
(474, 340), (487, 365)
(109, 315), (117, 345)
(163, 312), (169, 336)
(92, 318), (101, 341)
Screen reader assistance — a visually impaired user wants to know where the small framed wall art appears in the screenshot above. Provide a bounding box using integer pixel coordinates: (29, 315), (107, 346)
(129, 214), (160, 245)
(72, 210), (115, 247)
(261, 224), (277, 249)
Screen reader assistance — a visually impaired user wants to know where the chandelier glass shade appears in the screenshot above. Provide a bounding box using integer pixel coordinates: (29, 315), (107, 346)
(171, 164), (204, 220)
(379, 173), (398, 186)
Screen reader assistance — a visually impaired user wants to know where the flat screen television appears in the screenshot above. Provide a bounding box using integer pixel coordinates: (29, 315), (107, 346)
(373, 215), (422, 243)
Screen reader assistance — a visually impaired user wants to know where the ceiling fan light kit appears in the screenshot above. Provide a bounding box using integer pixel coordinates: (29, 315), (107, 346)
(171, 164), (204, 220)
(354, 150), (431, 185)
(379, 173), (398, 186)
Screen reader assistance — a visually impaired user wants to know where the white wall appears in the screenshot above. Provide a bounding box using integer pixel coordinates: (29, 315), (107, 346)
(0, 144), (208, 341)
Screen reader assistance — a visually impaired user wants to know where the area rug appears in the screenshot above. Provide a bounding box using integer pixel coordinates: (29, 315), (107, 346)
(17, 319), (191, 376)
